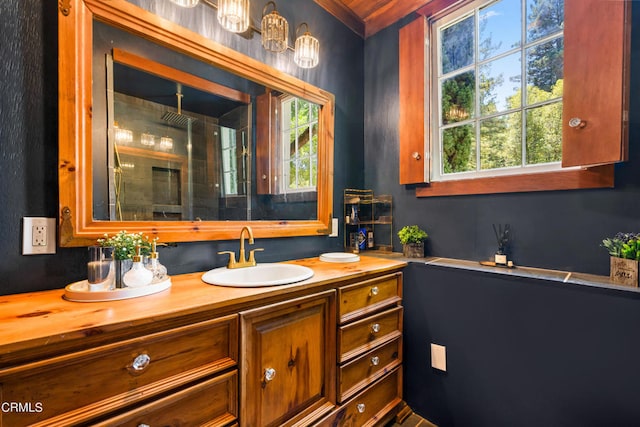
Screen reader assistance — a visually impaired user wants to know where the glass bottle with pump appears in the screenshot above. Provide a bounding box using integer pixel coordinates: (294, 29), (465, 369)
(145, 240), (168, 282)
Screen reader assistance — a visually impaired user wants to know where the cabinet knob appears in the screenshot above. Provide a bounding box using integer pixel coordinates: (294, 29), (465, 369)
(130, 353), (151, 372)
(371, 323), (381, 334)
(370, 355), (380, 366)
(568, 117), (586, 128)
(369, 286), (379, 297)
(412, 151), (421, 160)
(356, 403), (366, 413)
(264, 367), (276, 382)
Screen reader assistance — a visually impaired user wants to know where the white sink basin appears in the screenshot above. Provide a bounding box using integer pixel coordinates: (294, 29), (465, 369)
(202, 263), (314, 287)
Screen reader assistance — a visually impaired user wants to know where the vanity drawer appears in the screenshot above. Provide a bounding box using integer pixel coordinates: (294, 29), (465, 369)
(93, 370), (238, 426)
(338, 306), (403, 363)
(339, 273), (402, 324)
(338, 337), (402, 403)
(315, 367), (402, 427)
(0, 314), (238, 426)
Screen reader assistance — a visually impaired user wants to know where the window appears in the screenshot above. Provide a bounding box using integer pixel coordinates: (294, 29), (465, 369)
(280, 97), (319, 193)
(398, 0), (629, 196)
(432, 0), (564, 181)
(219, 126), (238, 196)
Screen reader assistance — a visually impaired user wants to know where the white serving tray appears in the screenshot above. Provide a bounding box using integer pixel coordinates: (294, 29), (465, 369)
(319, 252), (360, 263)
(64, 277), (171, 302)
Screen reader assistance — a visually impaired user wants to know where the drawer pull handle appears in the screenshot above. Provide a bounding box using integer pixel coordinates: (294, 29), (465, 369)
(369, 286), (379, 296)
(264, 367), (276, 382)
(138, 424), (150, 427)
(357, 403), (366, 413)
(371, 323), (381, 334)
(370, 355), (380, 366)
(131, 353), (151, 372)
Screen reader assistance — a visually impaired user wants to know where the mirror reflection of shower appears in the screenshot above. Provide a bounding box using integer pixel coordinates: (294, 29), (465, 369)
(106, 52), (251, 222)
(162, 84), (197, 220)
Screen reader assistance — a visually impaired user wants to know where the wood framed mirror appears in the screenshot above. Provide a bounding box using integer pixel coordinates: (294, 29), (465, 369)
(58, 0), (334, 246)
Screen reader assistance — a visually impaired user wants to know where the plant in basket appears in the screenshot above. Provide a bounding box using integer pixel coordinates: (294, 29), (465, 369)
(602, 232), (640, 287)
(398, 225), (428, 258)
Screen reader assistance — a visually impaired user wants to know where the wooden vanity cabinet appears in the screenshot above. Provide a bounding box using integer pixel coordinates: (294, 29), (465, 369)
(91, 371), (238, 427)
(0, 256), (406, 427)
(0, 315), (239, 427)
(240, 290), (337, 427)
(315, 272), (404, 426)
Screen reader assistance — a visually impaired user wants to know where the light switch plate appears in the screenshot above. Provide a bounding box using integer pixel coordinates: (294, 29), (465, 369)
(329, 218), (339, 237)
(431, 343), (447, 371)
(23, 217), (56, 255)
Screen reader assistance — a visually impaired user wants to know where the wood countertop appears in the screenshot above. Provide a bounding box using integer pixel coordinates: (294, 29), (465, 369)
(0, 255), (406, 367)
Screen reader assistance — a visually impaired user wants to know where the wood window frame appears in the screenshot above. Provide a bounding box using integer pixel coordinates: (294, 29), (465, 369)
(256, 92), (319, 196)
(398, 0), (631, 197)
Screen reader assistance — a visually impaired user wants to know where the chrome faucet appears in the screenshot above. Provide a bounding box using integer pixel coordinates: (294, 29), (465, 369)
(218, 226), (263, 269)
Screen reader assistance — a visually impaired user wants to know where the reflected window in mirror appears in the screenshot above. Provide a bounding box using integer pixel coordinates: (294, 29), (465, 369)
(282, 97), (318, 193)
(255, 92), (319, 221)
(220, 126), (241, 197)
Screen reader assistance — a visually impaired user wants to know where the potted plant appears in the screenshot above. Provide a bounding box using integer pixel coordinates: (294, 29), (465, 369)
(98, 231), (153, 288)
(398, 225), (428, 258)
(602, 232), (640, 287)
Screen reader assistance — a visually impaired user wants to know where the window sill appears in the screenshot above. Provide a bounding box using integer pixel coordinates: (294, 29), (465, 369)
(370, 252), (640, 295)
(415, 164), (614, 197)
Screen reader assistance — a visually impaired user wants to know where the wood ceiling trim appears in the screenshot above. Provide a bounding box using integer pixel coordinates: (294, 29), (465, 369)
(363, 0), (430, 38)
(314, 0), (463, 38)
(313, 0), (365, 38)
(416, 0), (466, 18)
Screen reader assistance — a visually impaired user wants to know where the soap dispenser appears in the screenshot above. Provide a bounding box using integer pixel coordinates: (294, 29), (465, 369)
(123, 246), (153, 287)
(145, 240), (168, 283)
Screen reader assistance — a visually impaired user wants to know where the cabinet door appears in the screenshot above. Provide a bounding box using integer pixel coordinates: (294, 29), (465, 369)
(240, 291), (336, 427)
(562, 0), (630, 167)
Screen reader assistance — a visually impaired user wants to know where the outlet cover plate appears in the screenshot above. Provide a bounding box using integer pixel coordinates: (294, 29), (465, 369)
(23, 217), (56, 255)
(431, 343), (447, 371)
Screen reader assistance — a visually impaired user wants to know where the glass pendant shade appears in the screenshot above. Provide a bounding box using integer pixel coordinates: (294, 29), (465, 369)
(160, 136), (174, 150)
(168, 0), (200, 7)
(114, 126), (133, 144)
(294, 24), (319, 68)
(261, 2), (288, 53)
(217, 0), (250, 33)
(140, 133), (156, 147)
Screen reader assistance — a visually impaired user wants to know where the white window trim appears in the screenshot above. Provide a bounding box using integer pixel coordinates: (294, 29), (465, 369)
(429, 0), (572, 183)
(280, 96), (318, 194)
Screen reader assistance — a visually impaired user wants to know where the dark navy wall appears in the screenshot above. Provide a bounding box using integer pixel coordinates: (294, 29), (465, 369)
(0, 0), (363, 295)
(363, 7), (640, 425)
(365, 12), (640, 276)
(403, 263), (640, 426)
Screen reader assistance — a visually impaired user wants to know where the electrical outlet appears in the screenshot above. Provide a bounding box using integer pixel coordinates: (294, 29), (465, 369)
(23, 217), (56, 255)
(431, 343), (447, 372)
(33, 225), (47, 246)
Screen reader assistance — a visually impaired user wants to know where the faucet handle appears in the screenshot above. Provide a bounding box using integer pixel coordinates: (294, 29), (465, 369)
(218, 251), (237, 268)
(248, 248), (264, 265)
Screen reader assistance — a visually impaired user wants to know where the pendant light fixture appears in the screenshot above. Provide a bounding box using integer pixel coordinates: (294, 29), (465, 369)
(217, 0), (250, 33)
(261, 1), (288, 53)
(114, 123), (133, 144)
(160, 136), (174, 150)
(168, 0), (200, 7)
(140, 133), (156, 147)
(294, 23), (319, 68)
